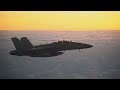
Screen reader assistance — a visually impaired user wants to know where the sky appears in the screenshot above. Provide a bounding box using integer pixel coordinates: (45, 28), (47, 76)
(0, 11), (120, 31)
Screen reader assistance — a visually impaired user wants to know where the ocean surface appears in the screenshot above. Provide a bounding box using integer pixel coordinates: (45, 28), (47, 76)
(0, 30), (120, 79)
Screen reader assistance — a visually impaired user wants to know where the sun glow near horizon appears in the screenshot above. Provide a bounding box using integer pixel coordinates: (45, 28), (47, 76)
(1, 11), (120, 31)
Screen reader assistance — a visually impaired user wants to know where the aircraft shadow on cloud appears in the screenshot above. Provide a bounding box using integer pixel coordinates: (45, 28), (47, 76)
(9, 37), (93, 57)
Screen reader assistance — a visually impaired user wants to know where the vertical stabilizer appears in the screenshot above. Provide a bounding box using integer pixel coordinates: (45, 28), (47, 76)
(21, 37), (33, 50)
(11, 37), (24, 50)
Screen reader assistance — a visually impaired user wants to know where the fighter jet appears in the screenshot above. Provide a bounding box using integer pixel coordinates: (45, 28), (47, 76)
(9, 37), (93, 57)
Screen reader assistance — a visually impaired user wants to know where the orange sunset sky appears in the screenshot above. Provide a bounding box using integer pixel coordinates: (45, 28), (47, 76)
(0, 11), (120, 31)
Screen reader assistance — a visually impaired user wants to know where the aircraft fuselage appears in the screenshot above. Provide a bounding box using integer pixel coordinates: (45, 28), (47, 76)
(9, 37), (93, 57)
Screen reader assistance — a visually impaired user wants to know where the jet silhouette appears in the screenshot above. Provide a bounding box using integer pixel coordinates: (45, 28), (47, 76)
(9, 37), (93, 57)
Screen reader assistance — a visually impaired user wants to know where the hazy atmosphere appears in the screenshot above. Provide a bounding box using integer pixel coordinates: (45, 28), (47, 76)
(0, 11), (120, 79)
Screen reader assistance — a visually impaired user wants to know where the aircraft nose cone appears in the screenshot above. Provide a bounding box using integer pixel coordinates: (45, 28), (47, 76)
(88, 45), (93, 48)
